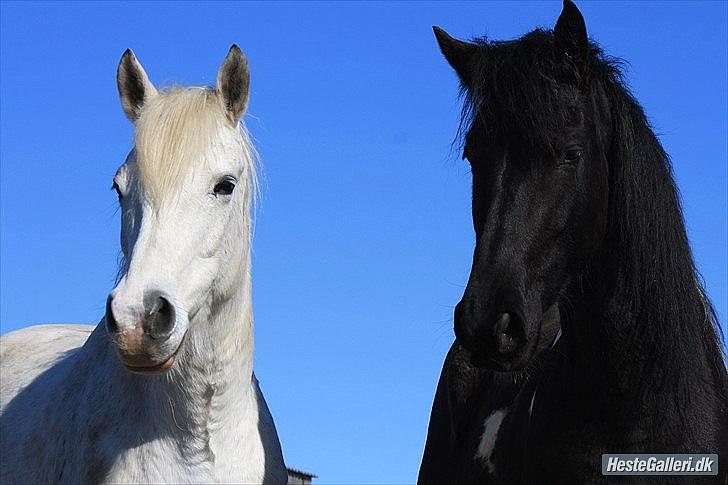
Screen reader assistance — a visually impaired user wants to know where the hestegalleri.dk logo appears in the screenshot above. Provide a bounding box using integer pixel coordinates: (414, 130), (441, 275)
(602, 454), (718, 476)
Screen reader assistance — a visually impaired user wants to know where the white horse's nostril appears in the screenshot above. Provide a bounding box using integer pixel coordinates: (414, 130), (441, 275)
(105, 289), (176, 344)
(105, 294), (119, 334)
(143, 290), (176, 340)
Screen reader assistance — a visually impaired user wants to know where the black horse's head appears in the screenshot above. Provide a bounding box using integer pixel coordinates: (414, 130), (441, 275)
(435, 1), (613, 370)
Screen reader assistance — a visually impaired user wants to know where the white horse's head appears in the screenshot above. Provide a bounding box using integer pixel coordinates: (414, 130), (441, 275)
(106, 46), (256, 375)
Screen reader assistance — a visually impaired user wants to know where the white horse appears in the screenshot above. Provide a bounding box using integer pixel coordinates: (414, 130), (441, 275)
(0, 45), (287, 484)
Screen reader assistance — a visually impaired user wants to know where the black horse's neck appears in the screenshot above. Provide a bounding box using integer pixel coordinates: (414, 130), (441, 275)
(568, 79), (727, 443)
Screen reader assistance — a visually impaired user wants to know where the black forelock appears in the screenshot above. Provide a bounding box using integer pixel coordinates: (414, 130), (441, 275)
(458, 29), (626, 157)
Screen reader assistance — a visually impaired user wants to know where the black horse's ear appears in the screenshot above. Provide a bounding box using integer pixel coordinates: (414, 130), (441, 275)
(433, 26), (478, 86)
(554, 0), (588, 67)
(216, 44), (250, 124)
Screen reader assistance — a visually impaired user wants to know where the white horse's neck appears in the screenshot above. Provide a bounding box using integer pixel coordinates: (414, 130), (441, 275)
(177, 267), (255, 395)
(104, 256), (258, 470)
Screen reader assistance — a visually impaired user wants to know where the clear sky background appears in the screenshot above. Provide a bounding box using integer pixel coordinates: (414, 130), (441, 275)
(1, 1), (726, 483)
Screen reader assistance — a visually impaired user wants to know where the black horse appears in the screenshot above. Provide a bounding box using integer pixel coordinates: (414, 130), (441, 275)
(419, 2), (727, 483)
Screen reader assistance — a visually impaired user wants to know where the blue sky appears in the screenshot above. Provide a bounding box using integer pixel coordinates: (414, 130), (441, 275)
(1, 1), (726, 483)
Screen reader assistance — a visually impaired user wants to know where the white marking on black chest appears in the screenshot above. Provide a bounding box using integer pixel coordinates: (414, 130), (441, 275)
(475, 408), (507, 472)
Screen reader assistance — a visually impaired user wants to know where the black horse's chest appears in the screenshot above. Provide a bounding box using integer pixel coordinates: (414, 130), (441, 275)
(448, 376), (541, 484)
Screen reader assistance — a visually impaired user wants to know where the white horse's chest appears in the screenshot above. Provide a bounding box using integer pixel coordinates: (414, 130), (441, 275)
(100, 398), (266, 484)
(105, 438), (214, 483)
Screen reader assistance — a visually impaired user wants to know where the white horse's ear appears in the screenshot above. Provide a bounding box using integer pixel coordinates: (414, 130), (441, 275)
(117, 49), (158, 122)
(216, 44), (250, 124)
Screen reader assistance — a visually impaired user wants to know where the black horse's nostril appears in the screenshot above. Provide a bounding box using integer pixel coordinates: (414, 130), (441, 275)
(143, 291), (175, 340)
(454, 296), (530, 366)
(105, 295), (118, 334)
(492, 312), (527, 355)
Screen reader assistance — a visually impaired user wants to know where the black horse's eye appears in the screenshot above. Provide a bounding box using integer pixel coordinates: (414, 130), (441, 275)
(213, 179), (236, 196)
(561, 148), (583, 165)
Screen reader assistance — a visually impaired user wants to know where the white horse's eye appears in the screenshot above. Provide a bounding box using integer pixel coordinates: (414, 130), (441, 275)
(112, 181), (123, 199)
(213, 179), (236, 196)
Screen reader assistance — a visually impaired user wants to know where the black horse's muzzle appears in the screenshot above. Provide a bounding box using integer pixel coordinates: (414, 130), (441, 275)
(454, 298), (537, 371)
